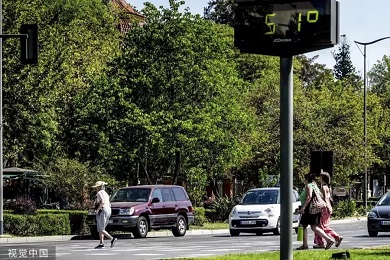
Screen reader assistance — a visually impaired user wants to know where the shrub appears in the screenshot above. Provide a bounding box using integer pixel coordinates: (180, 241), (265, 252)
(207, 196), (237, 222)
(11, 197), (37, 215)
(193, 207), (207, 226)
(37, 209), (89, 235)
(332, 199), (356, 219)
(4, 213), (70, 236)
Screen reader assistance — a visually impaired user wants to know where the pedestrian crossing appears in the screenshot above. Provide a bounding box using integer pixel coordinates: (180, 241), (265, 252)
(54, 236), (284, 259)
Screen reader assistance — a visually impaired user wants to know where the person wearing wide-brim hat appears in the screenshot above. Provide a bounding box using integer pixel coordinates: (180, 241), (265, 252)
(92, 181), (117, 249)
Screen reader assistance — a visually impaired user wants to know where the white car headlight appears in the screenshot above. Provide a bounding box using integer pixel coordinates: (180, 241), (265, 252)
(88, 210), (96, 215)
(230, 207), (237, 216)
(119, 208), (135, 215)
(368, 211), (378, 218)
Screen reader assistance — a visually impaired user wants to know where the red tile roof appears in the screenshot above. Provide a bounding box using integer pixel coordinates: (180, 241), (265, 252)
(109, 0), (145, 33)
(110, 0), (144, 19)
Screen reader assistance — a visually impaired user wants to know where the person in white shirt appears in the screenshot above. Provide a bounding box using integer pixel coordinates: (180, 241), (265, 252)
(92, 181), (117, 249)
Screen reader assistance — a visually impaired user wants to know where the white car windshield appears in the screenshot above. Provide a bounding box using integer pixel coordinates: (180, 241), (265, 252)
(241, 190), (278, 205)
(110, 188), (151, 202)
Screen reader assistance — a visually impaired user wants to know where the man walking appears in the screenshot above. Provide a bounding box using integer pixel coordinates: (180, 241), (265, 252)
(93, 181), (117, 249)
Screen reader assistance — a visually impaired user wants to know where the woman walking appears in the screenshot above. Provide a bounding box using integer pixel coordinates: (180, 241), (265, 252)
(297, 172), (335, 250)
(93, 181), (117, 249)
(313, 171), (343, 248)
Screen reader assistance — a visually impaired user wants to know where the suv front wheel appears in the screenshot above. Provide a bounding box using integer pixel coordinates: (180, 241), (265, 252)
(133, 216), (149, 238)
(172, 215), (187, 237)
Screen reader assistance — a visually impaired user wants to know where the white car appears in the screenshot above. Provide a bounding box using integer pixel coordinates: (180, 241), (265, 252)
(229, 187), (301, 236)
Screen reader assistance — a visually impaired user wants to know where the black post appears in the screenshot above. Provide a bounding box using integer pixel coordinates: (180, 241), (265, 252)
(280, 56), (293, 260)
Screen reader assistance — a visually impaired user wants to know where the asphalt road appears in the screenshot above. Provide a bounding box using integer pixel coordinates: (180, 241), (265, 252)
(1, 219), (389, 260)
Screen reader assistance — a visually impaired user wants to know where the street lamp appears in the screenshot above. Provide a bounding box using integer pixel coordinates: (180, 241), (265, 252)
(354, 36), (390, 210)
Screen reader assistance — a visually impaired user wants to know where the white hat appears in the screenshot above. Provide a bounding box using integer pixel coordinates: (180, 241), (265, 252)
(92, 181), (107, 188)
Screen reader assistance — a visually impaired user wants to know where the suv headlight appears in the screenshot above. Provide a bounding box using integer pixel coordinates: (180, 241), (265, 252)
(368, 211), (378, 218)
(119, 208), (135, 215)
(230, 207), (237, 216)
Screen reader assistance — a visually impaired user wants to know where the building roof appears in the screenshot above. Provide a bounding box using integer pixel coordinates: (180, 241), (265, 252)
(3, 167), (38, 173)
(109, 0), (145, 33)
(3, 167), (47, 180)
(110, 0), (144, 19)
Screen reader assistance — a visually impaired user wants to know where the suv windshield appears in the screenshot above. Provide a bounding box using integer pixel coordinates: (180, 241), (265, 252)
(110, 188), (151, 202)
(241, 190), (278, 205)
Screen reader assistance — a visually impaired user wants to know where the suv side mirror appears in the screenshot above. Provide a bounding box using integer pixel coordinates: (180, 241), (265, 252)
(151, 197), (160, 203)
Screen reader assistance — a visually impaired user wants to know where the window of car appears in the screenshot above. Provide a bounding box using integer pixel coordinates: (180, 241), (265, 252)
(151, 188), (163, 202)
(293, 190), (300, 202)
(110, 188), (151, 202)
(241, 190), (279, 205)
(377, 194), (390, 206)
(162, 188), (174, 202)
(172, 187), (187, 201)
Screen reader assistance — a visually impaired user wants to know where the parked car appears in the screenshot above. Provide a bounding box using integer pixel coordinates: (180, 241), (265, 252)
(367, 191), (390, 237)
(86, 185), (194, 238)
(228, 187), (301, 236)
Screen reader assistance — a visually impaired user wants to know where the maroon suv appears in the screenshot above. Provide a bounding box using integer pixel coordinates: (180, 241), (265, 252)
(86, 185), (194, 238)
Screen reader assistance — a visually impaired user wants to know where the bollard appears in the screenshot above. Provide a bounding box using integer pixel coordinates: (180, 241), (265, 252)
(297, 225), (303, 241)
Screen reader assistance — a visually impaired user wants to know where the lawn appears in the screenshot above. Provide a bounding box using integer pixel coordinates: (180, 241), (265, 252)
(191, 222), (228, 230)
(170, 247), (390, 260)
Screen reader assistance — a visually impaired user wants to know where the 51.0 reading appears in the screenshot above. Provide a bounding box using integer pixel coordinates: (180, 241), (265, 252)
(265, 10), (319, 35)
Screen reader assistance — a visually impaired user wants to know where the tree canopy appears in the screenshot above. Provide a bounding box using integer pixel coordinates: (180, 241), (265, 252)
(2, 0), (389, 206)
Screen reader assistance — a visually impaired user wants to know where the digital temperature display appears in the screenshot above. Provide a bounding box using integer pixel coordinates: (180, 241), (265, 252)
(234, 0), (339, 56)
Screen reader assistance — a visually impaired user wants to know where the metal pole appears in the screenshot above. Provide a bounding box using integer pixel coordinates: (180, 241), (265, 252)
(0, 0), (3, 235)
(280, 56), (293, 260)
(355, 37), (390, 210)
(363, 45), (367, 211)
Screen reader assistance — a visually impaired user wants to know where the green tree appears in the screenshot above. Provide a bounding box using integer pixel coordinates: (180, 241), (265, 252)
(43, 157), (123, 208)
(72, 0), (257, 187)
(204, 0), (235, 26)
(368, 55), (390, 96)
(2, 0), (120, 168)
(332, 36), (361, 88)
(295, 55), (334, 89)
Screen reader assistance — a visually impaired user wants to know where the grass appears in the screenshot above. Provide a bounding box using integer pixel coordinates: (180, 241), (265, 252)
(170, 247), (390, 260)
(191, 222), (228, 230)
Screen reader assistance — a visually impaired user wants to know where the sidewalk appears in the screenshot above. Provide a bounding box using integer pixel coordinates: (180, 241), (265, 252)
(0, 217), (366, 244)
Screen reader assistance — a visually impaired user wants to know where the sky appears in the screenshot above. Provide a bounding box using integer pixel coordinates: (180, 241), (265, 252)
(128, 0), (390, 75)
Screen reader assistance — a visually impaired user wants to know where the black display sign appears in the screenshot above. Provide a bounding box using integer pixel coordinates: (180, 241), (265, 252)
(234, 0), (339, 56)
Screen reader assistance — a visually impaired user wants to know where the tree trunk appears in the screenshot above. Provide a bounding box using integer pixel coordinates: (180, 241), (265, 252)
(172, 143), (181, 185)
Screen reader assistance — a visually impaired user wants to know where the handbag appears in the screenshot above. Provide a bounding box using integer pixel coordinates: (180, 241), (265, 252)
(309, 183), (327, 214)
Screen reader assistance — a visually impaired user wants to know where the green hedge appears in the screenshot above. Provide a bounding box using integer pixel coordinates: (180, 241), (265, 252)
(37, 209), (89, 235)
(193, 207), (207, 226)
(4, 213), (70, 236)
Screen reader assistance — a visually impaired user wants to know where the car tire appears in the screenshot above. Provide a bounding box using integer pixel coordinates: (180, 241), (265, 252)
(172, 215), (187, 237)
(230, 230), (240, 236)
(256, 231), (263, 236)
(368, 231), (378, 237)
(133, 216), (149, 238)
(273, 218), (281, 235)
(89, 227), (99, 240)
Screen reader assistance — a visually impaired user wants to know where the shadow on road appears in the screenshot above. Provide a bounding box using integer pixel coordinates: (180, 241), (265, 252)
(213, 233), (279, 238)
(71, 233), (133, 240)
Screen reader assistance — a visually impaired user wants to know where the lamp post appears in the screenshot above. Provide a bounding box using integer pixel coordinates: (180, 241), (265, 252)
(0, 0), (3, 235)
(354, 36), (390, 210)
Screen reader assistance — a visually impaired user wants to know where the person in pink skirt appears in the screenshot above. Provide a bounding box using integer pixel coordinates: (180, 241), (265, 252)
(313, 171), (343, 248)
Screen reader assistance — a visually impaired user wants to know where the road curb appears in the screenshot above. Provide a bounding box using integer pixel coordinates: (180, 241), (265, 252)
(0, 217), (366, 243)
(331, 217), (366, 224)
(0, 235), (75, 244)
